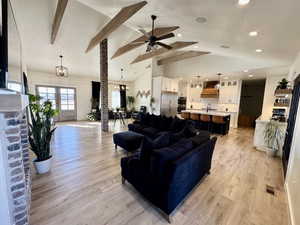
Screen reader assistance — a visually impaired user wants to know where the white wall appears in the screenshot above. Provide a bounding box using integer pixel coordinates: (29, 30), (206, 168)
(132, 61), (152, 111)
(8, 67), (133, 120)
(261, 75), (287, 120)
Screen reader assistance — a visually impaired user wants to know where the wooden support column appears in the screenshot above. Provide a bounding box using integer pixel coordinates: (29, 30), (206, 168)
(100, 39), (109, 132)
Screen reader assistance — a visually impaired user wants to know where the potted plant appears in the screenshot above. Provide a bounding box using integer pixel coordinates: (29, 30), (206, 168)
(150, 97), (155, 113)
(276, 78), (289, 90)
(127, 96), (135, 112)
(264, 120), (285, 157)
(28, 95), (59, 174)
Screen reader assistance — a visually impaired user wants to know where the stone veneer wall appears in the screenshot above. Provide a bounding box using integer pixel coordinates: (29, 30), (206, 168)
(1, 110), (31, 225)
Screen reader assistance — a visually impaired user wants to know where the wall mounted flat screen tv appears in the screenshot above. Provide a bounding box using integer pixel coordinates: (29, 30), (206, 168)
(0, 0), (23, 91)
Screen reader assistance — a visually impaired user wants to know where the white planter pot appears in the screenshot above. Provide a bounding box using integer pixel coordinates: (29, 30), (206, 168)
(33, 157), (52, 174)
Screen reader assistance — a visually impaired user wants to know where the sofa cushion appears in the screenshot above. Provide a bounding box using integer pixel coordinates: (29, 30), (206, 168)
(140, 132), (171, 166)
(128, 123), (146, 133)
(142, 127), (160, 138)
(159, 116), (172, 131)
(169, 118), (187, 132)
(190, 131), (210, 146)
(150, 138), (194, 179)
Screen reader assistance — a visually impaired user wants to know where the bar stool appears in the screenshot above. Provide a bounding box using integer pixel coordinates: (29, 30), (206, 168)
(200, 114), (212, 132)
(190, 113), (200, 121)
(212, 116), (228, 135)
(181, 112), (190, 120)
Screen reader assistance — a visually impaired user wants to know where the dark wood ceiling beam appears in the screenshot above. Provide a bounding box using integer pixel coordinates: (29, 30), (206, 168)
(131, 41), (198, 64)
(157, 50), (210, 65)
(85, 1), (147, 53)
(51, 0), (69, 44)
(111, 26), (180, 59)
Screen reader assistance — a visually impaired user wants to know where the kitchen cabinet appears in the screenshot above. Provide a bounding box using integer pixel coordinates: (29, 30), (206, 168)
(161, 77), (178, 93)
(152, 76), (179, 116)
(219, 80), (240, 104)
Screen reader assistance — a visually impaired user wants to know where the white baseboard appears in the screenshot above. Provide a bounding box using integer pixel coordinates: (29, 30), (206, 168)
(285, 182), (295, 225)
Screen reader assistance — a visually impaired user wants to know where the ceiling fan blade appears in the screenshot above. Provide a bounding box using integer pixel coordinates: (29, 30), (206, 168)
(156, 33), (175, 41)
(129, 41), (148, 45)
(156, 42), (173, 50)
(138, 28), (150, 38)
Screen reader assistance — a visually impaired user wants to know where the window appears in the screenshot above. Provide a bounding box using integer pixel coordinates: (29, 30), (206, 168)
(111, 90), (120, 109)
(7, 82), (22, 92)
(37, 86), (57, 109)
(60, 88), (75, 110)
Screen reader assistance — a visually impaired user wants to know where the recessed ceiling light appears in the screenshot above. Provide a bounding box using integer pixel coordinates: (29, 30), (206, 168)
(220, 45), (230, 48)
(249, 31), (258, 37)
(220, 45), (230, 49)
(256, 49), (263, 53)
(249, 74), (254, 77)
(195, 17), (207, 23)
(177, 33), (182, 37)
(194, 45), (199, 49)
(206, 78), (209, 81)
(238, 0), (250, 5)
(243, 69), (249, 73)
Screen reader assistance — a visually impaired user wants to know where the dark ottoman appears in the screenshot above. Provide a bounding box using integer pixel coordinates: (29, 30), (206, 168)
(113, 131), (144, 153)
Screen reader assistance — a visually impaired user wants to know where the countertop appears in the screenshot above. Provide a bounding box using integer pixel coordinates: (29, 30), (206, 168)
(182, 109), (231, 117)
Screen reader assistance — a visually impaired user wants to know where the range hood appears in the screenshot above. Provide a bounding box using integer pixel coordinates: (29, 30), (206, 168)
(201, 81), (219, 98)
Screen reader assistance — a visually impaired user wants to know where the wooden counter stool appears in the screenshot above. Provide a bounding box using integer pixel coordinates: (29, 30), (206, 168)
(200, 114), (212, 132)
(212, 115), (228, 135)
(190, 113), (200, 121)
(181, 112), (190, 120)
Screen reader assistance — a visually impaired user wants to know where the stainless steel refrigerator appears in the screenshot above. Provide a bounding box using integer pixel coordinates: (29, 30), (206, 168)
(160, 93), (178, 117)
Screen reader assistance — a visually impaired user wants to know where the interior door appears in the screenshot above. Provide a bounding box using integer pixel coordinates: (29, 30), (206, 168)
(36, 86), (77, 122)
(59, 87), (76, 121)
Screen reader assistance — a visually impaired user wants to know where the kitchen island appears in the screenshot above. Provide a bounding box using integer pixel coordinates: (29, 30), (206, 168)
(181, 109), (231, 117)
(180, 109), (231, 134)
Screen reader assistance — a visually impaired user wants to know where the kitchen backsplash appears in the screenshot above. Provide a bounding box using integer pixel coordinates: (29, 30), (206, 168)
(187, 102), (239, 112)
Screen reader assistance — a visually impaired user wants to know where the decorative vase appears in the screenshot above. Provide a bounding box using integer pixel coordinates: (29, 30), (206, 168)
(33, 157), (52, 174)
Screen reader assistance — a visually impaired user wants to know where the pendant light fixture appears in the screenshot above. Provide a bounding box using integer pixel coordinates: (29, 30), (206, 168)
(120, 68), (126, 90)
(216, 73), (222, 89)
(56, 55), (68, 77)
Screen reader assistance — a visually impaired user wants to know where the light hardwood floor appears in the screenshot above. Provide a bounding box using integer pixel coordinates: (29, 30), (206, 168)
(30, 121), (289, 225)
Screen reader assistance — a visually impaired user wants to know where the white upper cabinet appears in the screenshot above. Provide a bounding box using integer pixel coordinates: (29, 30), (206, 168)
(161, 77), (178, 93)
(219, 80), (240, 104)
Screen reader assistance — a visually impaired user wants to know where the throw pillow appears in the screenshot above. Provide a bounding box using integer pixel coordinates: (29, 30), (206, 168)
(190, 132), (210, 147)
(139, 132), (170, 167)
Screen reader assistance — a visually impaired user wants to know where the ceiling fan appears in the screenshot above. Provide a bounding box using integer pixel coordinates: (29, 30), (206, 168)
(133, 15), (175, 52)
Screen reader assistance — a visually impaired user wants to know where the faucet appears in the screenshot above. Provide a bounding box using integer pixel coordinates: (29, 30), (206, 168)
(207, 104), (211, 112)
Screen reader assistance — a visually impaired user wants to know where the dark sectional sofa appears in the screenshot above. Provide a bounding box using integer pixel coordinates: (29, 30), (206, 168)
(128, 113), (196, 139)
(121, 113), (217, 222)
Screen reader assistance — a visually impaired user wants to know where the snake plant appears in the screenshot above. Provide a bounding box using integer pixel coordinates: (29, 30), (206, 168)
(28, 95), (59, 162)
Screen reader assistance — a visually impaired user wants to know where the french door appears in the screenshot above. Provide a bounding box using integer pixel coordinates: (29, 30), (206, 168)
(36, 85), (77, 121)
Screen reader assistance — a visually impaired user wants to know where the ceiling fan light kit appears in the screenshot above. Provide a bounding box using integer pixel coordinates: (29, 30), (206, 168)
(135, 15), (175, 52)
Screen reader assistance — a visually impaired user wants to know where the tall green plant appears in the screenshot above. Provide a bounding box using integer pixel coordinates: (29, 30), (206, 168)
(264, 120), (285, 154)
(28, 95), (59, 162)
(127, 96), (135, 111)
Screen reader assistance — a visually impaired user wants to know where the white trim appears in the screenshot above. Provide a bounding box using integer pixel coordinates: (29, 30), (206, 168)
(285, 182), (295, 225)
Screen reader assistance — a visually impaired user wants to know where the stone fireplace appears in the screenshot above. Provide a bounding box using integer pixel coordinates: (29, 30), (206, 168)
(0, 90), (30, 225)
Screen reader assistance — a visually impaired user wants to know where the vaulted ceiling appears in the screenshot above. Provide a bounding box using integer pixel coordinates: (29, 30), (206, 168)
(9, 0), (300, 81)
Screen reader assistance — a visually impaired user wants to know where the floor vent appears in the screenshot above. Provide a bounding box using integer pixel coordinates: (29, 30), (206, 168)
(266, 185), (275, 196)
